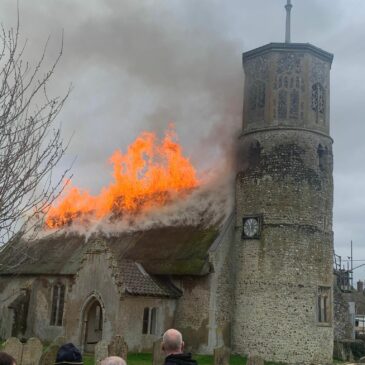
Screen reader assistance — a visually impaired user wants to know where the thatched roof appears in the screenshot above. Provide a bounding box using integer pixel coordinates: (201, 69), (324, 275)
(0, 225), (220, 297)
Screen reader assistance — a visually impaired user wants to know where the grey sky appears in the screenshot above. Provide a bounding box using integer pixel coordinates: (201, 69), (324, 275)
(1, 1), (364, 279)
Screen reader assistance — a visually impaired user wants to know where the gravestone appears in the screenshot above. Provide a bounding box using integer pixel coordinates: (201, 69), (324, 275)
(246, 355), (264, 365)
(53, 336), (67, 347)
(22, 338), (43, 365)
(39, 343), (60, 365)
(3, 337), (23, 365)
(95, 340), (109, 365)
(108, 336), (128, 360)
(152, 338), (164, 365)
(213, 346), (230, 365)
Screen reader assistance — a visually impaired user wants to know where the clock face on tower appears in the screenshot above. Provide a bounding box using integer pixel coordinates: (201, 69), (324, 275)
(242, 216), (262, 239)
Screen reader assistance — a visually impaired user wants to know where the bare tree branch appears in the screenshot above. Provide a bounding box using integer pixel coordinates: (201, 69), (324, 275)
(0, 19), (72, 255)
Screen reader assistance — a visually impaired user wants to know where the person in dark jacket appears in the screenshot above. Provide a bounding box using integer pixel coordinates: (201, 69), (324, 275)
(54, 343), (83, 365)
(162, 329), (197, 365)
(0, 352), (16, 365)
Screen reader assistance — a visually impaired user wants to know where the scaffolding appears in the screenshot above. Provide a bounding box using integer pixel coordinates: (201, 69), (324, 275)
(334, 253), (353, 292)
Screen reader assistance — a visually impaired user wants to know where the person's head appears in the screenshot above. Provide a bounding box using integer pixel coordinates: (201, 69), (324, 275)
(100, 356), (126, 365)
(0, 352), (16, 365)
(162, 329), (184, 356)
(54, 343), (83, 365)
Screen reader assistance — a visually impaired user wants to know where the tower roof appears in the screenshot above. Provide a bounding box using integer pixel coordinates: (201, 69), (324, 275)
(242, 43), (334, 65)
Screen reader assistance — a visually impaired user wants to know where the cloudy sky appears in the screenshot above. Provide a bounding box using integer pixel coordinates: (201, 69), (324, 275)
(1, 0), (364, 280)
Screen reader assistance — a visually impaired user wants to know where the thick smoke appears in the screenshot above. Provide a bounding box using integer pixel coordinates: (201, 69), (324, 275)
(3, 0), (246, 236)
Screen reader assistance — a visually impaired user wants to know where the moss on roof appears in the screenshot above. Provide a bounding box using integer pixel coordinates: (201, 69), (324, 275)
(0, 225), (220, 277)
(119, 226), (219, 275)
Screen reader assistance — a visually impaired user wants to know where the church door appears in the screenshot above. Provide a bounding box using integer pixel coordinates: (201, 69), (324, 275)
(84, 300), (103, 353)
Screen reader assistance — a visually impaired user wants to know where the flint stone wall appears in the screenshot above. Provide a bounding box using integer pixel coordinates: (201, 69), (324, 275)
(234, 128), (334, 364)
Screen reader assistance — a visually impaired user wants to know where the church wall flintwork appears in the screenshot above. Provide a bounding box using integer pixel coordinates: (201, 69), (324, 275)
(234, 43), (334, 365)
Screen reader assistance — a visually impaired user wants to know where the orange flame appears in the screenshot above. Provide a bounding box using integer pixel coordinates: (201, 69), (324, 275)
(45, 125), (199, 228)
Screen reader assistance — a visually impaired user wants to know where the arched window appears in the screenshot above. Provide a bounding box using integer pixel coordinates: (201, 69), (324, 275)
(312, 83), (325, 123)
(50, 283), (65, 326)
(278, 89), (288, 119)
(276, 78), (301, 121)
(289, 89), (299, 119)
(317, 286), (331, 323)
(248, 81), (265, 120)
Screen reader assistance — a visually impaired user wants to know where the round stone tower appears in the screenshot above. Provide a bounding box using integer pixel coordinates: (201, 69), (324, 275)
(233, 42), (334, 364)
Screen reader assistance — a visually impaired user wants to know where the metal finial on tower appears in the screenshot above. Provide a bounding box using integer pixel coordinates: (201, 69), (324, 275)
(285, 0), (293, 43)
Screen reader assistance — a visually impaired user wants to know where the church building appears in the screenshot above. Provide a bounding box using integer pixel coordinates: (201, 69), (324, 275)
(0, 2), (335, 364)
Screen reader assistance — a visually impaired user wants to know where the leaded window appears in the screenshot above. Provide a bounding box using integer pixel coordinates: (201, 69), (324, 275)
(142, 307), (158, 335)
(276, 76), (301, 121)
(249, 81), (265, 110)
(312, 83), (325, 123)
(278, 89), (287, 119)
(50, 284), (65, 326)
(317, 286), (331, 324)
(248, 80), (265, 121)
(289, 89), (299, 119)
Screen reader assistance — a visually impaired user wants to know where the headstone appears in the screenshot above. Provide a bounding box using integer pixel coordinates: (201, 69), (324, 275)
(39, 343), (60, 365)
(3, 337), (23, 365)
(152, 338), (164, 365)
(52, 336), (67, 347)
(108, 336), (128, 361)
(213, 346), (230, 365)
(246, 355), (264, 365)
(95, 340), (109, 365)
(22, 338), (43, 365)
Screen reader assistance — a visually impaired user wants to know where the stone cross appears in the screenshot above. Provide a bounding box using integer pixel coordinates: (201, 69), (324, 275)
(285, 0), (293, 43)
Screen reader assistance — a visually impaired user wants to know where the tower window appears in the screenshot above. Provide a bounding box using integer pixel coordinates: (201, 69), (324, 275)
(249, 81), (265, 110)
(50, 283), (65, 326)
(278, 89), (288, 119)
(289, 89), (299, 119)
(317, 286), (331, 324)
(312, 83), (325, 123)
(248, 81), (265, 121)
(277, 82), (301, 121)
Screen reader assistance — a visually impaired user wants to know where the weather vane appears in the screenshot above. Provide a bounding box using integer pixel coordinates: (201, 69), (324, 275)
(285, 0), (293, 43)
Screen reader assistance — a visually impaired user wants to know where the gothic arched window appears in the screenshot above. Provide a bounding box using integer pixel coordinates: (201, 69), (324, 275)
(276, 76), (301, 121)
(248, 81), (265, 121)
(312, 83), (325, 123)
(50, 283), (65, 326)
(289, 89), (299, 119)
(278, 89), (288, 119)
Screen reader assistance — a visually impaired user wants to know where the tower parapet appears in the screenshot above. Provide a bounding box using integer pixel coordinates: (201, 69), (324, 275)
(242, 43), (333, 137)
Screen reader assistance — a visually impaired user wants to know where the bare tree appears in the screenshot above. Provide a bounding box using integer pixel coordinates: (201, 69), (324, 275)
(0, 20), (71, 247)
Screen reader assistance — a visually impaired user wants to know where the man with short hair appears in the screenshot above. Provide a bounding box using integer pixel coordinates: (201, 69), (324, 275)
(101, 356), (126, 365)
(54, 343), (83, 365)
(162, 329), (197, 365)
(0, 352), (16, 365)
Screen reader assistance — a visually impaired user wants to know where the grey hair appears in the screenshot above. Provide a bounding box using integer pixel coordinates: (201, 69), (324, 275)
(162, 329), (183, 352)
(100, 357), (126, 365)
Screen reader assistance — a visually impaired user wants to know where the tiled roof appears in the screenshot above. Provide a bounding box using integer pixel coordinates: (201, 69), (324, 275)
(120, 260), (181, 298)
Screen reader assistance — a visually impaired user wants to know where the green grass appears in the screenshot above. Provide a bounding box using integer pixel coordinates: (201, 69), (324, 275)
(84, 354), (95, 365)
(128, 353), (153, 365)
